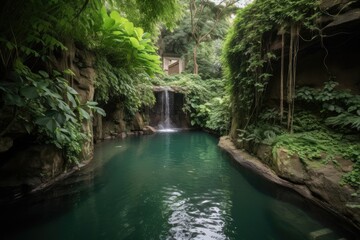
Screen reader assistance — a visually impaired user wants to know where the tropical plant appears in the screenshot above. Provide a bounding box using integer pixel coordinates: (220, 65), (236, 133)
(297, 81), (360, 132)
(0, 0), (172, 163)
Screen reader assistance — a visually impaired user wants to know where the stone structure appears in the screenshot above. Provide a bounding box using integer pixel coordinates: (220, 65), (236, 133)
(162, 53), (185, 75)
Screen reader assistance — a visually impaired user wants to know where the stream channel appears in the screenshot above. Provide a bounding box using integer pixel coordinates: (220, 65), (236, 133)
(1, 131), (357, 239)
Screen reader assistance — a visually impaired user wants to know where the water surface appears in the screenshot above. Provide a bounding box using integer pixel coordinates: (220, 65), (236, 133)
(1, 131), (356, 239)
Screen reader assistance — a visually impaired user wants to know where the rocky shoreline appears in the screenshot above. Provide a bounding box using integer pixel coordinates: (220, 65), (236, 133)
(218, 136), (360, 233)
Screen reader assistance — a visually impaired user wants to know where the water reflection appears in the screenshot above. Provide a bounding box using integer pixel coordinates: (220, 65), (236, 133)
(162, 186), (230, 240)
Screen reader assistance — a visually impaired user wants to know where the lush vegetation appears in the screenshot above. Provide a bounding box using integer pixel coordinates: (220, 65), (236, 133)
(0, 0), (179, 164)
(156, 74), (230, 135)
(0, 0), (358, 191)
(161, 0), (236, 76)
(223, 0), (360, 188)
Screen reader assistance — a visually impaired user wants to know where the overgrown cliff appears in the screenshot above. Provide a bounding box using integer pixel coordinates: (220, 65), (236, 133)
(223, 0), (360, 230)
(0, 0), (178, 196)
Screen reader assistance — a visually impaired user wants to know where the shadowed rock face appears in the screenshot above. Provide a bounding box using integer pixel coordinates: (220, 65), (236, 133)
(0, 145), (64, 188)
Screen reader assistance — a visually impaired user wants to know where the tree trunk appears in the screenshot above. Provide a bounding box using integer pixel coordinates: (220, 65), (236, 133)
(287, 25), (294, 131)
(280, 31), (285, 121)
(193, 44), (198, 74)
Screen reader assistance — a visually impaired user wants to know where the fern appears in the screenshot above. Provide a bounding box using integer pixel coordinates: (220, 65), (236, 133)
(326, 113), (360, 131)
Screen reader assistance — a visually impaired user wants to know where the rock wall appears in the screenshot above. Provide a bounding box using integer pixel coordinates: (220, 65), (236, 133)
(0, 40), (95, 191)
(93, 101), (152, 142)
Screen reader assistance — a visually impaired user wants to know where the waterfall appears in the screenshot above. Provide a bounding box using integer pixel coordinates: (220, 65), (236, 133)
(158, 87), (176, 131)
(163, 88), (171, 129)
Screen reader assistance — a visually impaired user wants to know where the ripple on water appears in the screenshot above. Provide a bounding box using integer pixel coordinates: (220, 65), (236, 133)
(161, 186), (230, 240)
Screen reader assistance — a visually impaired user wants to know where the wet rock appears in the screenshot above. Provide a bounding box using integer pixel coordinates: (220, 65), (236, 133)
(143, 126), (156, 135)
(132, 112), (145, 130)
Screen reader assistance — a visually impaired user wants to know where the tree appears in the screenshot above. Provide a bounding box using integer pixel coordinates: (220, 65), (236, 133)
(189, 0), (239, 74)
(104, 0), (183, 36)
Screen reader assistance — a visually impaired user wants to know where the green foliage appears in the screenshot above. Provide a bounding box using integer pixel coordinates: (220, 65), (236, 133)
(223, 0), (319, 129)
(112, 0), (183, 35)
(236, 108), (360, 188)
(184, 40), (224, 79)
(94, 7), (162, 77)
(0, 0), (163, 164)
(94, 56), (155, 115)
(162, 74), (230, 134)
(205, 96), (231, 135)
(161, 0), (234, 75)
(0, 62), (106, 163)
(297, 81), (360, 132)
(274, 129), (360, 189)
(343, 165), (360, 188)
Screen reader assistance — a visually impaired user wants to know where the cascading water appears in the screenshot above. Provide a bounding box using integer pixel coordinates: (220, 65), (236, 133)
(163, 88), (171, 129)
(158, 87), (177, 132)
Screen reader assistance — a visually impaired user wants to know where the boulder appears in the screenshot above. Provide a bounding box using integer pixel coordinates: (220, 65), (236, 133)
(273, 148), (308, 183)
(143, 125), (157, 135)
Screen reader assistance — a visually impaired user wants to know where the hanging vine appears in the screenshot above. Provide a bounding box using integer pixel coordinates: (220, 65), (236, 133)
(223, 0), (320, 136)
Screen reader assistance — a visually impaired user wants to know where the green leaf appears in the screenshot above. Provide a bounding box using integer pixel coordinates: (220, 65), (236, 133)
(24, 123), (33, 134)
(38, 70), (49, 78)
(86, 101), (98, 106)
(104, 17), (115, 30)
(35, 116), (58, 132)
(67, 92), (77, 108)
(134, 27), (144, 39)
(129, 37), (140, 49)
(54, 113), (66, 125)
(123, 22), (134, 35)
(79, 108), (90, 120)
(5, 94), (24, 107)
(139, 53), (159, 61)
(110, 11), (125, 24)
(20, 86), (38, 99)
(63, 69), (75, 76)
(66, 85), (78, 95)
(92, 106), (106, 116)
